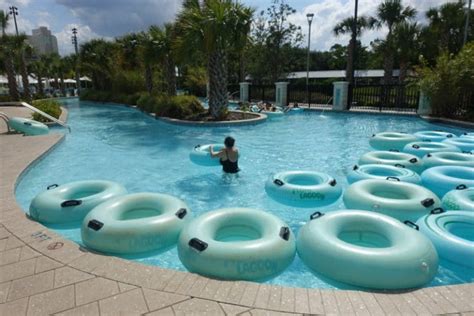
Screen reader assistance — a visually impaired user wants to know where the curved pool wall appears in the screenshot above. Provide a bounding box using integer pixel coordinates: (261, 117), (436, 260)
(15, 98), (474, 290)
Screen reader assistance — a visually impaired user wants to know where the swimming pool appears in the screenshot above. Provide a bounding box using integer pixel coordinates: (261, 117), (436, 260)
(15, 98), (474, 289)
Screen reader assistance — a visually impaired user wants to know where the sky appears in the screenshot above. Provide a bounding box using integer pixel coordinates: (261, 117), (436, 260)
(0, 0), (461, 56)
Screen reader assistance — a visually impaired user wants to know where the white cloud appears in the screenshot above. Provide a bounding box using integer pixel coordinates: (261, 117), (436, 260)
(54, 23), (111, 56)
(289, 0), (462, 51)
(55, 0), (181, 37)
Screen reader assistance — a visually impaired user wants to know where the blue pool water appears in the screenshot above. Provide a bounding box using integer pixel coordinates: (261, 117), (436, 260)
(15, 98), (474, 289)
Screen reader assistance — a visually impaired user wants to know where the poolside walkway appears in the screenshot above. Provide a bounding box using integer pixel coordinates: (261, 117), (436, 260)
(0, 114), (473, 315)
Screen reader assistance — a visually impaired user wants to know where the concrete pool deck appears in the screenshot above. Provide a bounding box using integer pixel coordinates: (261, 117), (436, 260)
(0, 113), (473, 315)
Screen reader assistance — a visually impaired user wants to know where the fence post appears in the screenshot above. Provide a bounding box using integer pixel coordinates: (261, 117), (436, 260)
(239, 82), (250, 102)
(417, 90), (432, 115)
(275, 82), (289, 107)
(332, 81), (349, 110)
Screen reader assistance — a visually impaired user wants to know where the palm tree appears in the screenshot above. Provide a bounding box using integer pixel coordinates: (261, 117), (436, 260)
(333, 16), (376, 82)
(80, 39), (116, 90)
(393, 22), (421, 83)
(374, 0), (417, 84)
(425, 1), (471, 55)
(175, 0), (254, 119)
(0, 10), (20, 101)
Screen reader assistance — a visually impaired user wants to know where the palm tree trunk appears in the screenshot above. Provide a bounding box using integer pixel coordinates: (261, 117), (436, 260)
(208, 50), (228, 120)
(60, 73), (65, 96)
(165, 57), (176, 96)
(4, 53), (19, 101)
(345, 39), (354, 82)
(382, 48), (394, 85)
(145, 64), (153, 94)
(19, 51), (31, 101)
(37, 72), (44, 96)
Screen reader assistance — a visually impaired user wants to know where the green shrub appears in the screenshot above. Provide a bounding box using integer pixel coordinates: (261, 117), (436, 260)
(418, 42), (474, 121)
(111, 71), (146, 95)
(31, 100), (62, 122)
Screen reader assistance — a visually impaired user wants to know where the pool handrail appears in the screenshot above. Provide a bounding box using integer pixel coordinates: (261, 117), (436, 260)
(0, 101), (70, 132)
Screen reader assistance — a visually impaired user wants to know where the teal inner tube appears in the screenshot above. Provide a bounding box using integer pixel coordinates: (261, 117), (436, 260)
(421, 166), (474, 198)
(461, 132), (474, 139)
(177, 208), (296, 281)
(443, 138), (474, 153)
(417, 210), (474, 268)
(29, 180), (127, 224)
(8, 117), (49, 136)
(403, 141), (461, 158)
(265, 171), (342, 208)
(414, 130), (456, 142)
(189, 144), (224, 166)
(297, 210), (438, 290)
(422, 152), (474, 169)
(348, 164), (421, 184)
(343, 179), (441, 222)
(358, 151), (424, 173)
(442, 186), (474, 211)
(369, 132), (417, 151)
(82, 193), (190, 254)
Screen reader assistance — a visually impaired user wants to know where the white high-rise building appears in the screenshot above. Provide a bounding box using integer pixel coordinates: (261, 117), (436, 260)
(27, 26), (58, 55)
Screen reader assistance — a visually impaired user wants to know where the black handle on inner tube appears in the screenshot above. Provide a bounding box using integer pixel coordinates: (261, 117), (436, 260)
(175, 208), (187, 219)
(394, 164), (406, 168)
(274, 179), (284, 186)
(310, 211), (324, 220)
(404, 220), (419, 230)
(409, 158), (418, 163)
(412, 144), (420, 149)
(23, 122), (32, 126)
(329, 179), (337, 186)
(47, 184), (59, 190)
(426, 154), (432, 157)
(456, 184), (467, 190)
(421, 198), (435, 208)
(194, 144), (201, 149)
(353, 165), (358, 171)
(279, 227), (290, 241)
(430, 208), (444, 214)
(87, 219), (104, 231)
(189, 238), (208, 252)
(447, 134), (453, 138)
(389, 149), (399, 152)
(61, 200), (82, 207)
(386, 176), (400, 181)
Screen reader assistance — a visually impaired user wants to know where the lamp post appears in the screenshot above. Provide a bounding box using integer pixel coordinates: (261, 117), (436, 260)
(306, 13), (314, 108)
(8, 6), (19, 36)
(71, 28), (81, 95)
(464, 0), (472, 46)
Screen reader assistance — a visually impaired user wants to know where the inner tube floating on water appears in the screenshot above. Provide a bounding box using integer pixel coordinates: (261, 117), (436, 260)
(421, 166), (474, 198)
(417, 209), (474, 268)
(82, 193), (190, 254)
(414, 130), (456, 142)
(189, 144), (224, 166)
(403, 141), (461, 158)
(442, 186), (474, 211)
(461, 132), (474, 139)
(348, 164), (421, 184)
(29, 180), (127, 224)
(261, 110), (284, 118)
(8, 117), (49, 136)
(442, 137), (474, 153)
(343, 179), (441, 221)
(358, 151), (424, 173)
(177, 208), (296, 281)
(422, 152), (474, 169)
(265, 171), (342, 208)
(297, 210), (438, 290)
(369, 132), (417, 151)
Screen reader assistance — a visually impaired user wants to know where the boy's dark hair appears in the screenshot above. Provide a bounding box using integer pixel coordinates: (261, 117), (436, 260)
(224, 136), (235, 148)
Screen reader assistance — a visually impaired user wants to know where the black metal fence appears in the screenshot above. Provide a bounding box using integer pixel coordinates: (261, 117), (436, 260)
(348, 84), (419, 112)
(287, 83), (333, 106)
(249, 85), (275, 102)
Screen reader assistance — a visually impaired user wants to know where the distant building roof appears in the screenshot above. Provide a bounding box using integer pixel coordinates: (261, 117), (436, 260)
(287, 69), (401, 79)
